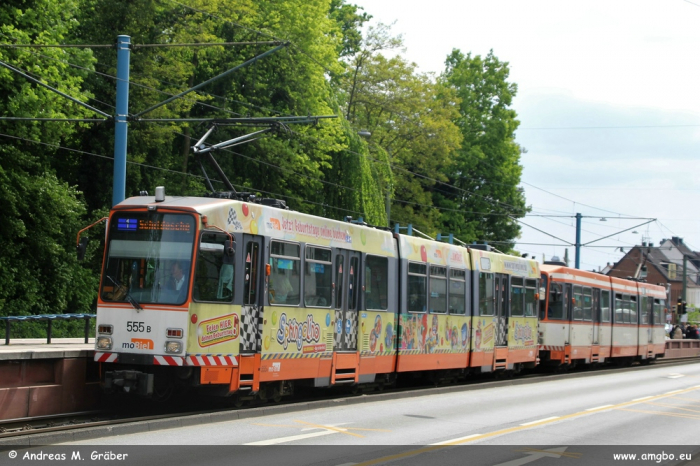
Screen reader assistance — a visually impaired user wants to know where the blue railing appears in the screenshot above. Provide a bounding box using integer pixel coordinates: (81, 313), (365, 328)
(0, 314), (96, 345)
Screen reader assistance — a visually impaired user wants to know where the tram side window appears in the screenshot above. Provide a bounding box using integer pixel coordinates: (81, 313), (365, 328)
(193, 234), (234, 303)
(525, 279), (537, 317)
(408, 262), (427, 313)
(582, 287), (592, 321)
(573, 286), (583, 320)
(348, 257), (360, 311)
(365, 256), (389, 310)
(614, 294), (622, 323)
(653, 299), (665, 325)
(449, 269), (466, 315)
(601, 290), (611, 322)
(640, 296), (650, 324)
(539, 274), (548, 319)
(547, 282), (565, 320)
(304, 247), (332, 307)
(429, 266), (447, 314)
(479, 272), (495, 316)
(243, 242), (259, 305)
(336, 254), (345, 309)
(630, 296), (638, 324)
(510, 277), (524, 317)
(269, 241), (301, 305)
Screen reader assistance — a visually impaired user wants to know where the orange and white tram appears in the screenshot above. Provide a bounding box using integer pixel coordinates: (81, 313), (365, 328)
(539, 263), (667, 369)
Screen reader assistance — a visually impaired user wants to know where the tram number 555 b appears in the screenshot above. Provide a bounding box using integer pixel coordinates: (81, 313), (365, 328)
(126, 321), (151, 333)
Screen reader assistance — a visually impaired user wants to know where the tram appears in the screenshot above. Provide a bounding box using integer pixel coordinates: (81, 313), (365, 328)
(89, 188), (541, 399)
(538, 263), (667, 369)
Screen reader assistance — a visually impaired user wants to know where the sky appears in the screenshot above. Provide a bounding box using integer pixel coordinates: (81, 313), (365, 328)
(349, 0), (700, 271)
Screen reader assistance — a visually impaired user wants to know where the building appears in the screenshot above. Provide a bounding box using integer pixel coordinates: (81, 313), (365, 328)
(606, 237), (700, 318)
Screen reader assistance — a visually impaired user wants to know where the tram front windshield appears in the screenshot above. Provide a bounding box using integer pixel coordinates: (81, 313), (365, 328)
(101, 212), (196, 306)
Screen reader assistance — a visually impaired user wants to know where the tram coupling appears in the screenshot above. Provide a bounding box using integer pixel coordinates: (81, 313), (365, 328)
(104, 370), (154, 397)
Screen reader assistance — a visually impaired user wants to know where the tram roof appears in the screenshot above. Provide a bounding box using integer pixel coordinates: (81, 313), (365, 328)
(114, 195), (397, 257)
(540, 264), (666, 297)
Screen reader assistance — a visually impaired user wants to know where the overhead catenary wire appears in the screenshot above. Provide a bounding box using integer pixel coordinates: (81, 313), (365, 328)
(0, 131), (366, 217)
(0, 22), (681, 256)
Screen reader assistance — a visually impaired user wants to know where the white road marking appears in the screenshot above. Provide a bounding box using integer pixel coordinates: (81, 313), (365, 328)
(667, 374), (685, 379)
(430, 434), (482, 445)
(585, 405), (614, 411)
(632, 396), (653, 401)
(244, 430), (339, 445)
(520, 416), (559, 426)
(493, 447), (571, 466)
(665, 389), (684, 394)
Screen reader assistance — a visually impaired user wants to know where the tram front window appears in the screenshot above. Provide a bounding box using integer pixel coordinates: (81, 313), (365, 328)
(101, 213), (196, 306)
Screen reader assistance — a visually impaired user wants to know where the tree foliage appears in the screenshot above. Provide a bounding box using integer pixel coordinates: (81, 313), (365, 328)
(0, 1), (528, 336)
(0, 0), (100, 326)
(436, 49), (527, 247)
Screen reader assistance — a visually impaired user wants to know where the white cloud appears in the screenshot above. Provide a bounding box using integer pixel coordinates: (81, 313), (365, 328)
(351, 0), (700, 269)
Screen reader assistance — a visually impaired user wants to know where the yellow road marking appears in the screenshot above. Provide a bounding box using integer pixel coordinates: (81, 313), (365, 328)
(616, 408), (700, 420)
(294, 420), (364, 437)
(352, 385), (700, 466)
(670, 397), (700, 403)
(641, 402), (700, 413)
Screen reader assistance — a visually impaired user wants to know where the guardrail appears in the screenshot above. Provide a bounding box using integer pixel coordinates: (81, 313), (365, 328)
(665, 339), (700, 359)
(0, 314), (96, 345)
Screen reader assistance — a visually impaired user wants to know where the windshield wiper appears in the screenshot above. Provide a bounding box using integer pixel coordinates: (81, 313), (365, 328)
(106, 275), (144, 311)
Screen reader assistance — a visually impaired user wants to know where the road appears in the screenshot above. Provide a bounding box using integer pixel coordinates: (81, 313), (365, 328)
(52, 362), (700, 465)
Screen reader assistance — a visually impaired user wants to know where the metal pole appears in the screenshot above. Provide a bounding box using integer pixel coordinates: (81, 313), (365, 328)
(112, 35), (131, 207)
(683, 254), (688, 302)
(575, 213), (581, 269)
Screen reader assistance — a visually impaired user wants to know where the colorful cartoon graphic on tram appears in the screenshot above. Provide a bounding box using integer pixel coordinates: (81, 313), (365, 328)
(399, 314), (469, 353)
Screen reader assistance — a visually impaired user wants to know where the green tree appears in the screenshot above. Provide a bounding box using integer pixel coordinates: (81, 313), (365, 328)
(0, 0), (100, 328)
(341, 25), (461, 231)
(437, 49), (527, 248)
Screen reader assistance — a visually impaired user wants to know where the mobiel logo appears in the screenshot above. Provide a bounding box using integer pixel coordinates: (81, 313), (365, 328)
(122, 338), (154, 350)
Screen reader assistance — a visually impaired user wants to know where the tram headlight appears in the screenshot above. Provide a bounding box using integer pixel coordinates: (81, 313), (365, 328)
(165, 341), (182, 354)
(96, 336), (113, 350)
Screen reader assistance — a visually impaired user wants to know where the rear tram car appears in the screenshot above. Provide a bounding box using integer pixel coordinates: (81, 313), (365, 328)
(92, 190), (543, 399)
(538, 263), (667, 369)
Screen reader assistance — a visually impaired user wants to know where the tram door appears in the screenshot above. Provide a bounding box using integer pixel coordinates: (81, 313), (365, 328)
(495, 273), (508, 347)
(334, 250), (361, 352)
(241, 235), (263, 354)
(592, 288), (600, 345)
(564, 284), (572, 345)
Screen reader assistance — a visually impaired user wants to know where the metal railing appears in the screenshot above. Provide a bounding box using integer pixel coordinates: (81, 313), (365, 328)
(0, 314), (96, 345)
